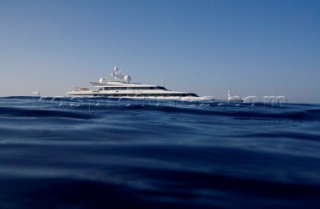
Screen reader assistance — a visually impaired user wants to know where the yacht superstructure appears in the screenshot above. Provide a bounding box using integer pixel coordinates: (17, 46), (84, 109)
(66, 67), (214, 101)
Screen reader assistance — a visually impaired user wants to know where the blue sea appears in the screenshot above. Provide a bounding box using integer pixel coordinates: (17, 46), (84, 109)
(0, 96), (320, 209)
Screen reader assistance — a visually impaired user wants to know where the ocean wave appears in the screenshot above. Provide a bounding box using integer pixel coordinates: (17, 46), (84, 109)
(0, 97), (320, 209)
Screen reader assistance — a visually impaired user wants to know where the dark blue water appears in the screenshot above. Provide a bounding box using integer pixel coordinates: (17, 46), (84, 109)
(1, 97), (320, 209)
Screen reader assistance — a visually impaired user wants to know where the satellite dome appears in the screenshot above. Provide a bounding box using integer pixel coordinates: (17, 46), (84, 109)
(124, 75), (131, 83)
(99, 77), (106, 84)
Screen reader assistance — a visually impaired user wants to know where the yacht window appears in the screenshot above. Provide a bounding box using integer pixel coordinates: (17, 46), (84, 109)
(104, 87), (130, 90)
(156, 86), (166, 90)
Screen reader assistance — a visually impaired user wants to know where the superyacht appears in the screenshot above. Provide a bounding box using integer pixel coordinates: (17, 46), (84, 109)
(66, 67), (214, 101)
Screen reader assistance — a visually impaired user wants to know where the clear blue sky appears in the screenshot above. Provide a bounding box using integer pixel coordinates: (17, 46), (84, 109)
(1, 0), (319, 103)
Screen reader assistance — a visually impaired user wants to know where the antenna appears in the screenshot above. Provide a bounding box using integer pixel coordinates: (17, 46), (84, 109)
(111, 66), (131, 83)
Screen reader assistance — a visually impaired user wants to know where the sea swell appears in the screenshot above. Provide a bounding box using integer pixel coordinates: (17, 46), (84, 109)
(0, 97), (320, 209)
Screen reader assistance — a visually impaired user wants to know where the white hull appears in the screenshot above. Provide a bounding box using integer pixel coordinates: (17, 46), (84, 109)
(66, 91), (214, 102)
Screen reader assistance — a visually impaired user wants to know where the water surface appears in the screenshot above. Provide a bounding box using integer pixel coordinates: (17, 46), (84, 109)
(0, 97), (320, 209)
